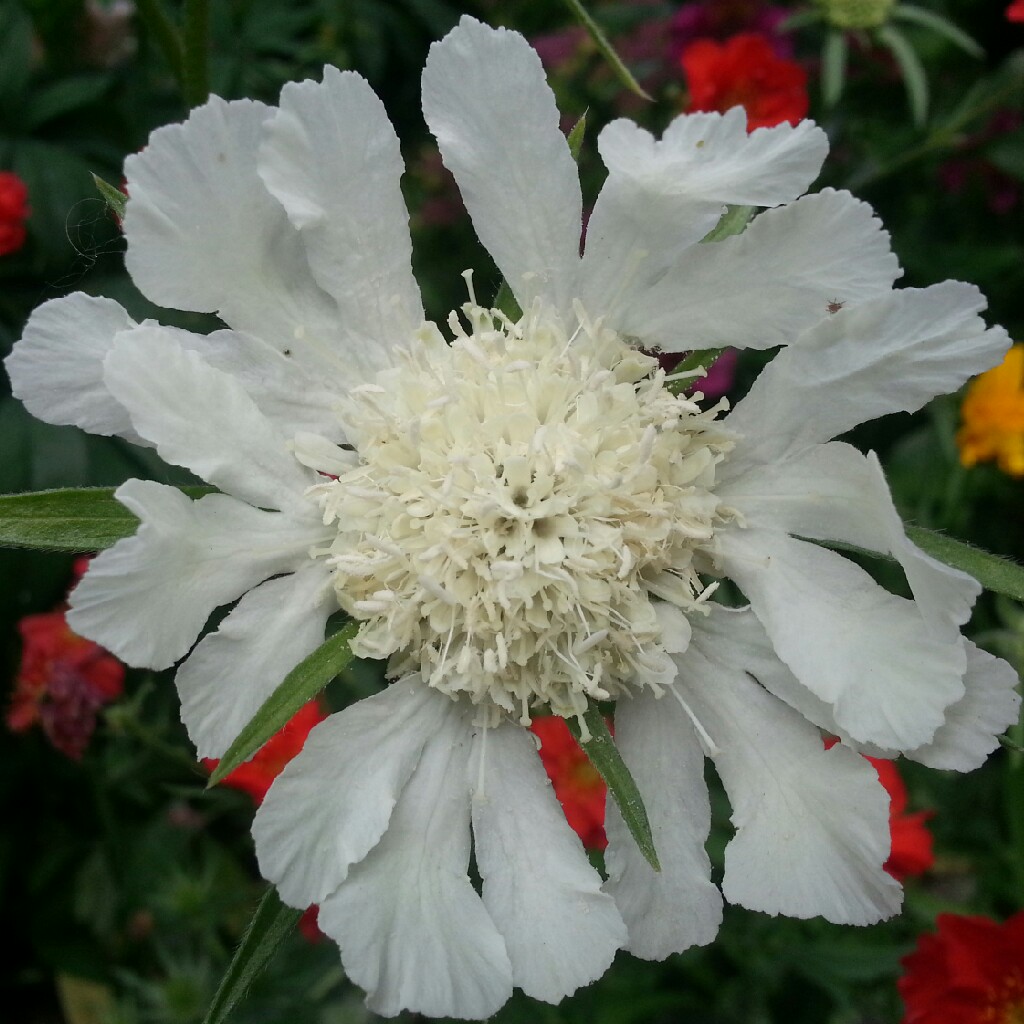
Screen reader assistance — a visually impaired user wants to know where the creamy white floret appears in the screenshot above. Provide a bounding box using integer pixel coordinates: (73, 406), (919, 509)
(313, 295), (734, 726)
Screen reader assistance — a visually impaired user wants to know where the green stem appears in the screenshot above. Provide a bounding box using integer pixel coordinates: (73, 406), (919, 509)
(182, 0), (212, 109)
(135, 0), (185, 85)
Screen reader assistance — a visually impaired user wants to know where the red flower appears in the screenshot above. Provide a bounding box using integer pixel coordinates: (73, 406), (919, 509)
(7, 608), (125, 760)
(899, 911), (1024, 1023)
(0, 171), (30, 256)
(680, 33), (808, 130)
(203, 698), (328, 805)
(530, 716), (607, 851)
(1007, 0), (1024, 23)
(865, 754), (934, 880)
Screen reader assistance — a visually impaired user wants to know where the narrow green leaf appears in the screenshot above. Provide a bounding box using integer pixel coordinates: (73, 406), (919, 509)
(666, 348), (725, 396)
(0, 486), (212, 552)
(208, 623), (359, 787)
(778, 9), (824, 31)
(493, 279), (522, 321)
(822, 30), (848, 108)
(134, 0), (185, 83)
(905, 526), (1024, 602)
(560, 0), (653, 102)
(891, 5), (983, 59)
(877, 24), (929, 126)
(567, 705), (660, 871)
(202, 887), (301, 1024)
(182, 0), (211, 108)
(92, 173), (127, 221)
(567, 110), (588, 161)
(700, 204), (755, 244)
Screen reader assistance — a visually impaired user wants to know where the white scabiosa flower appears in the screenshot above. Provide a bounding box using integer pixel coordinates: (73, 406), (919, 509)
(6, 14), (1021, 1020)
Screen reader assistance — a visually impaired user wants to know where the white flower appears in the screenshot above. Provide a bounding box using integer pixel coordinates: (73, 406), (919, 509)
(5, 14), (1021, 1020)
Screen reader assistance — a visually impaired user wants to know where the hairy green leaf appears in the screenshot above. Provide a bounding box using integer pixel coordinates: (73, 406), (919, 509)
(208, 623), (359, 787)
(567, 705), (660, 871)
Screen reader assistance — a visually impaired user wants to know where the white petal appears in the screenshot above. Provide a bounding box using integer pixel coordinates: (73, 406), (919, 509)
(597, 110), (829, 208)
(316, 709), (514, 1019)
(258, 67), (421, 382)
(716, 527), (966, 751)
(422, 16), (582, 314)
(908, 641), (1021, 771)
(254, 681), (457, 908)
(104, 325), (316, 511)
(720, 442), (981, 641)
(616, 189), (901, 353)
(180, 328), (346, 440)
(604, 688), (722, 959)
(175, 563), (334, 758)
(67, 480), (324, 670)
(5, 294), (147, 443)
(693, 605), (896, 759)
(123, 96), (345, 370)
(470, 722), (625, 1003)
(679, 630), (903, 924)
(726, 282), (1011, 462)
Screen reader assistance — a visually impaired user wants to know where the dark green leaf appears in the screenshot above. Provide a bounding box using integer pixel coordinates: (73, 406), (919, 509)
(24, 75), (112, 130)
(560, 0), (652, 102)
(208, 623), (359, 787)
(0, 486), (212, 552)
(567, 705), (660, 871)
(822, 30), (848, 108)
(891, 4), (983, 58)
(201, 887), (302, 1024)
(877, 24), (929, 126)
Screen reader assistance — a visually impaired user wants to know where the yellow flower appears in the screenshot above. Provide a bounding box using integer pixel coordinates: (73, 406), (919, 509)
(958, 343), (1024, 476)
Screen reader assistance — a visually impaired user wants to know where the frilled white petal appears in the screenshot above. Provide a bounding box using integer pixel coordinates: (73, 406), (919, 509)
(692, 606), (896, 758)
(725, 282), (1012, 464)
(717, 527), (966, 751)
(178, 327), (346, 440)
(104, 325), (316, 512)
(67, 480), (325, 670)
(604, 688), (722, 959)
(317, 708), (513, 1020)
(907, 642), (1021, 771)
(597, 110), (828, 207)
(254, 681), (461, 908)
(175, 564), (334, 759)
(422, 16), (581, 315)
(470, 722), (625, 1003)
(720, 442), (980, 641)
(123, 96), (345, 370)
(4, 294), (148, 444)
(615, 189), (900, 353)
(678, 631), (903, 924)
(259, 67), (421, 382)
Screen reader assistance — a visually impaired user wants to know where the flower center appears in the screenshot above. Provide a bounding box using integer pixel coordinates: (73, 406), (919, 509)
(312, 291), (734, 726)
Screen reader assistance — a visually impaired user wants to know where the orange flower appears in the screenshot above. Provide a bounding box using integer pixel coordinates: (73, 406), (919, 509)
(899, 911), (1024, 1023)
(957, 343), (1024, 476)
(865, 754), (933, 880)
(680, 32), (808, 130)
(203, 698), (328, 805)
(530, 716), (607, 850)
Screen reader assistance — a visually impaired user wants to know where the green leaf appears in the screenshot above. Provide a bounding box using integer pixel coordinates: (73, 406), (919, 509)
(567, 110), (588, 161)
(905, 526), (1024, 602)
(567, 705), (660, 871)
(493, 279), (522, 321)
(560, 0), (653, 102)
(700, 204), (755, 244)
(877, 24), (929, 127)
(0, 486), (212, 552)
(92, 173), (127, 221)
(208, 622), (359, 787)
(202, 886), (302, 1024)
(24, 75), (112, 130)
(891, 4), (983, 59)
(822, 29), (848, 108)
(666, 348), (725, 396)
